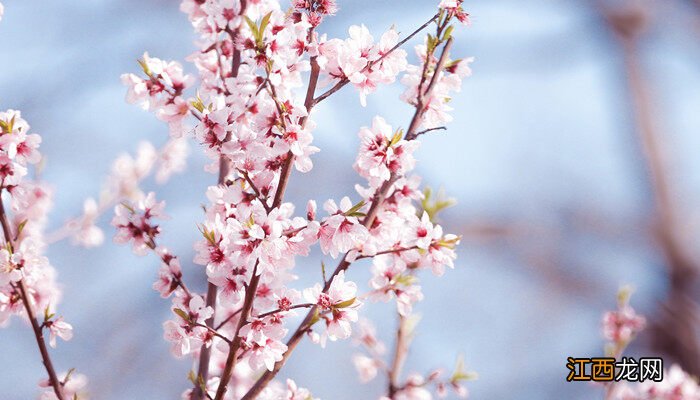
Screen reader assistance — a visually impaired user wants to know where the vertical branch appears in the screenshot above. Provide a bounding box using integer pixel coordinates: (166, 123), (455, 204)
(597, 2), (700, 375)
(271, 55), (320, 209)
(0, 196), (66, 400)
(193, 3), (247, 397)
(213, 264), (260, 400)
(387, 314), (409, 398)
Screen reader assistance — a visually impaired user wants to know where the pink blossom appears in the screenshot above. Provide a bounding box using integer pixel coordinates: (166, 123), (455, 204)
(156, 137), (190, 183)
(353, 354), (380, 383)
(152, 254), (183, 298)
(304, 271), (360, 341)
(163, 319), (201, 358)
(68, 197), (104, 248)
(45, 316), (73, 348)
(0, 248), (21, 286)
(401, 45), (474, 130)
(439, 0), (471, 25)
(245, 337), (288, 371)
(39, 371), (88, 400)
(602, 305), (646, 345)
(637, 364), (700, 399)
(355, 116), (419, 188)
(318, 25), (407, 106)
(112, 192), (166, 255)
(318, 197), (369, 258)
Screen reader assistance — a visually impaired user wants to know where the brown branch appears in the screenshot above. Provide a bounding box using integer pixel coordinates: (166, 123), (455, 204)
(413, 126), (447, 138)
(405, 38), (454, 140)
(0, 194), (66, 400)
(192, 2), (251, 395)
(238, 169), (271, 212)
(213, 262), (261, 400)
(387, 314), (409, 398)
(597, 2), (700, 375)
(271, 56), (320, 209)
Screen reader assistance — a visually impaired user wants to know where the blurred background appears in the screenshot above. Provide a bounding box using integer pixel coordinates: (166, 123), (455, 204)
(1, 0), (699, 398)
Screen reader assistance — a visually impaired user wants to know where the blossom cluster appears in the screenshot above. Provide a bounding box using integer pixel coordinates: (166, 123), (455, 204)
(352, 319), (475, 399)
(613, 364), (700, 400)
(0, 110), (84, 399)
(603, 288), (700, 400)
(112, 0), (473, 399)
(602, 287), (646, 352)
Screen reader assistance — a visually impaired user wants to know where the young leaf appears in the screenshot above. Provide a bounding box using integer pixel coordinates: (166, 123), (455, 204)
(344, 200), (366, 217)
(16, 219), (28, 238)
(173, 308), (191, 323)
(334, 297), (356, 309)
(308, 308), (321, 326)
(259, 11), (273, 37)
(137, 59), (151, 76)
(244, 16), (258, 38)
(321, 261), (327, 284)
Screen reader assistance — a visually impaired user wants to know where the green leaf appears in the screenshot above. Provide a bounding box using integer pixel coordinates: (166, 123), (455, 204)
(403, 314), (422, 340)
(308, 308), (321, 326)
(395, 274), (418, 286)
(617, 284), (634, 307)
(259, 11), (273, 37)
(426, 34), (438, 53)
(173, 308), (191, 323)
(16, 219), (28, 238)
(198, 374), (207, 394)
(137, 59), (151, 76)
(321, 261), (327, 284)
(0, 115), (16, 134)
(190, 99), (204, 113)
(344, 200), (366, 217)
(120, 202), (135, 214)
(334, 297), (356, 309)
(244, 16), (260, 44)
(389, 129), (404, 146)
(437, 235), (460, 249)
(451, 354), (478, 382)
(419, 186), (456, 222)
(187, 370), (197, 385)
(64, 368), (76, 383)
(443, 25), (455, 41)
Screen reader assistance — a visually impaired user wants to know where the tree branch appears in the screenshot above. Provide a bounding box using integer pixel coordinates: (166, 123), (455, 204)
(0, 193), (66, 400)
(387, 314), (409, 398)
(213, 262), (261, 400)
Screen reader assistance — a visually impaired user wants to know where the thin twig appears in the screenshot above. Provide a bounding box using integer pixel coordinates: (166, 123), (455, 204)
(313, 13), (440, 105)
(251, 303), (314, 320)
(214, 307), (244, 331)
(413, 126), (446, 138)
